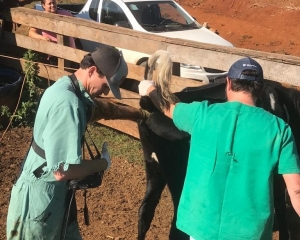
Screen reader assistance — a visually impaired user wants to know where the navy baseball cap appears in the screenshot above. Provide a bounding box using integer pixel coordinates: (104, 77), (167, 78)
(228, 57), (263, 82)
(91, 45), (128, 99)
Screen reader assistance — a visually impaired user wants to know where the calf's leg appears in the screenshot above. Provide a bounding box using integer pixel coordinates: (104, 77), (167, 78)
(138, 121), (167, 240)
(138, 165), (166, 240)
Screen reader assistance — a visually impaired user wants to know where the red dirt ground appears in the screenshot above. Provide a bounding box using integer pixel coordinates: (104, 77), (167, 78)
(1, 0), (300, 239)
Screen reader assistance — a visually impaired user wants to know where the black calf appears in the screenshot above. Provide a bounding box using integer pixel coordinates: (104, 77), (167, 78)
(138, 114), (189, 240)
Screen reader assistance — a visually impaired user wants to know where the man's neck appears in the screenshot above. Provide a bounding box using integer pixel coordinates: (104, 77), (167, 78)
(227, 92), (256, 106)
(74, 69), (87, 89)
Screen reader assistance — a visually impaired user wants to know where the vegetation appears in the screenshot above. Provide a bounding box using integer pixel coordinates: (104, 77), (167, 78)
(14, 50), (43, 126)
(0, 50), (42, 128)
(87, 124), (143, 164)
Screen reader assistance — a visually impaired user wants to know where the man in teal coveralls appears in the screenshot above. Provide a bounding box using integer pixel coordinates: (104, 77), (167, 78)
(6, 45), (129, 239)
(138, 57), (300, 240)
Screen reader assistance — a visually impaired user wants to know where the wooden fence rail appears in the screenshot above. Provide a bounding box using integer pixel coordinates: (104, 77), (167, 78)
(1, 7), (300, 138)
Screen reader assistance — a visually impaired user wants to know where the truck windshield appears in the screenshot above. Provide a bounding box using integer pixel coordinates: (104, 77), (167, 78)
(125, 1), (200, 32)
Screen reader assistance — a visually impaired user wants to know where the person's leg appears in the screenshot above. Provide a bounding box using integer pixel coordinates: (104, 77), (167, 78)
(7, 175), (67, 240)
(64, 221), (83, 240)
(6, 183), (25, 240)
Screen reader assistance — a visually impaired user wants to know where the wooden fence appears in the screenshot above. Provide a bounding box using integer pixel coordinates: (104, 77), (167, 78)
(1, 7), (300, 138)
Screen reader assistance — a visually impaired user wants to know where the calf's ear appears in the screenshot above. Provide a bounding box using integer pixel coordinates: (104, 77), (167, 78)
(139, 96), (159, 113)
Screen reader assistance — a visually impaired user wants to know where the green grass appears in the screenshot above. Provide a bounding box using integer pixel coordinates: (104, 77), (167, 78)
(86, 123), (144, 165)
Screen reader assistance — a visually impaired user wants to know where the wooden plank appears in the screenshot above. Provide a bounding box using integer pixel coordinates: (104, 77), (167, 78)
(4, 7), (165, 56)
(0, 55), (70, 80)
(1, 31), (86, 63)
(0, 55), (141, 138)
(100, 90), (140, 109)
(4, 7), (300, 86)
(127, 64), (206, 91)
(1, 55), (299, 140)
(5, 6), (299, 70)
(0, 33), (204, 91)
(167, 45), (300, 86)
(96, 119), (139, 139)
(6, 7), (299, 66)
(0, 56), (142, 106)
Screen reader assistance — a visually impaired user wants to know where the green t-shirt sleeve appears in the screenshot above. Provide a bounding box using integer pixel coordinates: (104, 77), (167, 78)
(173, 101), (208, 134)
(278, 124), (300, 174)
(42, 105), (85, 172)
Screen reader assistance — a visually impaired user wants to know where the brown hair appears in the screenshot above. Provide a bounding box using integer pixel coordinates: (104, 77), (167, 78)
(41, 0), (57, 5)
(80, 53), (104, 77)
(229, 79), (264, 98)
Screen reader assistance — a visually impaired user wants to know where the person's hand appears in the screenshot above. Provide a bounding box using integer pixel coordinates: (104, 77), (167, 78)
(101, 142), (111, 170)
(138, 80), (154, 96)
(41, 35), (52, 42)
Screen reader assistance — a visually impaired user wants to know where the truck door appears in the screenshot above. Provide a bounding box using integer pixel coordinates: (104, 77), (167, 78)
(99, 0), (131, 28)
(88, 0), (101, 21)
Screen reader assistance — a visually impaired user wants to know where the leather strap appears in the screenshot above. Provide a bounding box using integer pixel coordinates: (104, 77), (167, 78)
(69, 73), (92, 122)
(31, 138), (46, 159)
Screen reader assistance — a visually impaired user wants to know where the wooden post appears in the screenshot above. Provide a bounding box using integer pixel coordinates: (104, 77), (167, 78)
(56, 33), (71, 71)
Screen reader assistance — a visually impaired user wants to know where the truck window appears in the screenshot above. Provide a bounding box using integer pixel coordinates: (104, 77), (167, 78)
(100, 0), (131, 28)
(158, 3), (186, 25)
(89, 0), (101, 21)
(126, 1), (199, 32)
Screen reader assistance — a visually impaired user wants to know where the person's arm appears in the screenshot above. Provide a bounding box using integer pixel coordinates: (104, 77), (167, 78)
(283, 173), (300, 216)
(28, 27), (52, 41)
(147, 86), (176, 119)
(53, 158), (108, 181)
(54, 142), (111, 181)
(89, 97), (150, 122)
(139, 81), (176, 119)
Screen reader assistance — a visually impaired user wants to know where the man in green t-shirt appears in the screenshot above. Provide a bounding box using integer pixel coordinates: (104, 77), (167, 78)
(138, 57), (300, 240)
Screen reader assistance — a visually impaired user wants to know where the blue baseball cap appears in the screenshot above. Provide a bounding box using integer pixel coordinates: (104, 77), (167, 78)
(228, 57), (264, 82)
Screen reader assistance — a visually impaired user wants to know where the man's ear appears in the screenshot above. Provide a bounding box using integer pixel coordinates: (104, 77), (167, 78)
(226, 77), (230, 91)
(88, 66), (97, 76)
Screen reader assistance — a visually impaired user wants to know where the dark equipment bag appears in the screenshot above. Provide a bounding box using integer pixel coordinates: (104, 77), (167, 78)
(69, 133), (105, 190)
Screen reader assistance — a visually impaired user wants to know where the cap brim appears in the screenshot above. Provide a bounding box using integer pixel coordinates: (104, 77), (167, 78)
(107, 56), (128, 99)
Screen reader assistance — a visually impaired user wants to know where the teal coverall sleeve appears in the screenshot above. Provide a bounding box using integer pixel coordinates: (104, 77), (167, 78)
(42, 105), (86, 172)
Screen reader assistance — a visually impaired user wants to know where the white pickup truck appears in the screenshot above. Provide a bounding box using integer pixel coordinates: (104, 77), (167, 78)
(36, 0), (234, 83)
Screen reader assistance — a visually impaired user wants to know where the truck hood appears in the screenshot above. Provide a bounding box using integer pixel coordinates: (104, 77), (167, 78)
(155, 27), (234, 47)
